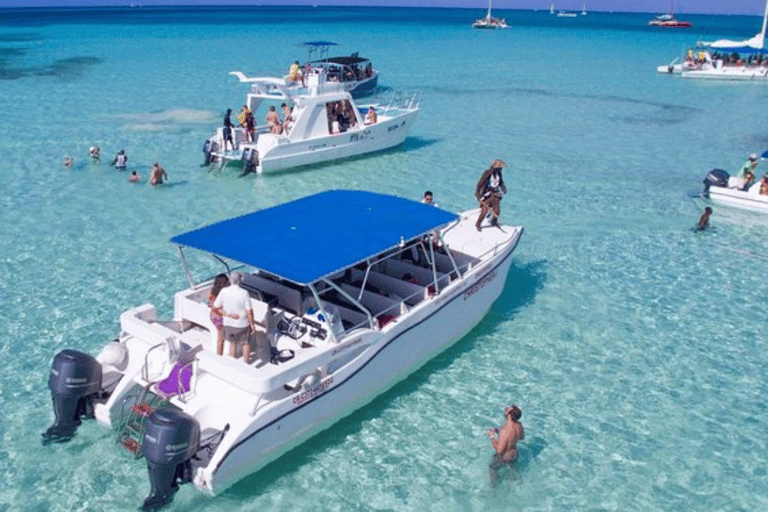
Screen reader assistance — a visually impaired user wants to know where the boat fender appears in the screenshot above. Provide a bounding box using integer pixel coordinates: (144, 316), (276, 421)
(141, 408), (200, 511)
(42, 349), (103, 445)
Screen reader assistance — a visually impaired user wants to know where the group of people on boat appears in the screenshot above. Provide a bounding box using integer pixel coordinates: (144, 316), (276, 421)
(326, 99), (358, 134)
(685, 48), (768, 69)
(732, 153), (768, 195)
(287, 58), (373, 86)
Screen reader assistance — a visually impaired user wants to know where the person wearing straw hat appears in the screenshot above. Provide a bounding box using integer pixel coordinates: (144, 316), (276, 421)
(475, 159), (508, 231)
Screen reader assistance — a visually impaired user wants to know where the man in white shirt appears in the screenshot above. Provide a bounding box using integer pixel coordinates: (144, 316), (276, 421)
(213, 272), (256, 362)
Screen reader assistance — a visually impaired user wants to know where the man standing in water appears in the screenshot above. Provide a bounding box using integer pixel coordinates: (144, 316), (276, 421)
(487, 405), (524, 484)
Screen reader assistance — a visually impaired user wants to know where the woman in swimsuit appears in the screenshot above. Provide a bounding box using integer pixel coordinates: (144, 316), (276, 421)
(208, 273), (230, 355)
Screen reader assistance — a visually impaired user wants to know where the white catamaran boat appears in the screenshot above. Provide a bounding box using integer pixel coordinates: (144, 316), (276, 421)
(472, 0), (508, 29)
(202, 70), (419, 174)
(42, 190), (524, 510)
(659, 0), (768, 78)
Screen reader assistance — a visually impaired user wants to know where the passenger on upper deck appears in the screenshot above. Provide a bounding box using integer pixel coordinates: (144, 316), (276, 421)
(213, 271), (256, 363)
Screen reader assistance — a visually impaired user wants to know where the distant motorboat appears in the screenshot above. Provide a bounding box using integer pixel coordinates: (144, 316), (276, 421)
(472, 0), (509, 29)
(557, 10), (577, 17)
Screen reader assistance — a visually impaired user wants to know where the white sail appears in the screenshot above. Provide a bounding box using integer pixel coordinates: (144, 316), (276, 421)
(701, 0), (768, 49)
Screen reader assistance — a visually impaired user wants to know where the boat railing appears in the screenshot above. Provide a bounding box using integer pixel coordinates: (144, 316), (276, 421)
(380, 91), (421, 114)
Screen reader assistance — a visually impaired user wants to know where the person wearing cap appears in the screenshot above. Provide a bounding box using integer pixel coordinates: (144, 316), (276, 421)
(474, 159), (508, 231)
(737, 153), (758, 191)
(487, 405), (524, 484)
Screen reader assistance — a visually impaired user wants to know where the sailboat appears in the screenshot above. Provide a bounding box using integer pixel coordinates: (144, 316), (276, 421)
(472, 0), (509, 29)
(581, 3), (587, 15)
(550, 4), (555, 14)
(680, 0), (768, 80)
(648, 0), (692, 27)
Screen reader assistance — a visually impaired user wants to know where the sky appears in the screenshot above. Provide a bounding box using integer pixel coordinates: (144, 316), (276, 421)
(0, 0), (765, 16)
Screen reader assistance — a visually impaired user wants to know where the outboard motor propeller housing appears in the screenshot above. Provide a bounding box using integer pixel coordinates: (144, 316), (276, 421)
(202, 139), (217, 166)
(241, 147), (259, 176)
(42, 349), (102, 444)
(141, 408), (200, 511)
(703, 168), (729, 197)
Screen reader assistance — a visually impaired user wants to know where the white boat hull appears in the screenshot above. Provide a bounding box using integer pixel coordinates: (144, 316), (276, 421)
(682, 66), (768, 80)
(707, 185), (768, 214)
(256, 110), (419, 174)
(198, 234), (520, 494)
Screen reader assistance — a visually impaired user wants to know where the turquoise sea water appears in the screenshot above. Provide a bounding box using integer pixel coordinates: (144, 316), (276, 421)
(2, 6), (768, 511)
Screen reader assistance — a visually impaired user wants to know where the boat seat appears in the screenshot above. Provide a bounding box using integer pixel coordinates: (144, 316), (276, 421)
(155, 344), (203, 399)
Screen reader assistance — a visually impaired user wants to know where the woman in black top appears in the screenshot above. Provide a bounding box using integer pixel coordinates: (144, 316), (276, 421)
(223, 108), (235, 151)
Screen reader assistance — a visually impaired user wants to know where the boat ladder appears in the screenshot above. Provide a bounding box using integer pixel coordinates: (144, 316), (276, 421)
(115, 385), (163, 458)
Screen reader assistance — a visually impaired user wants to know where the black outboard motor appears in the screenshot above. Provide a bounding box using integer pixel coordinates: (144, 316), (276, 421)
(42, 349), (102, 445)
(202, 139), (218, 166)
(142, 408), (200, 511)
(703, 168), (729, 197)
(241, 147), (259, 176)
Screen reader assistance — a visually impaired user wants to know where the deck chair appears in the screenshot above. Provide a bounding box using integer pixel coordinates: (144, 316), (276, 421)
(156, 344), (203, 399)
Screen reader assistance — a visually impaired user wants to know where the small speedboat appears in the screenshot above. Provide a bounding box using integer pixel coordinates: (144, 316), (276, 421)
(702, 164), (768, 214)
(42, 189), (524, 509)
(202, 70), (419, 175)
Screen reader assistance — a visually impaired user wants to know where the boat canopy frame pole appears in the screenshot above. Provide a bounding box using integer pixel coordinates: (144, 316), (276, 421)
(178, 247), (196, 289)
(440, 238), (463, 280)
(317, 279), (376, 331)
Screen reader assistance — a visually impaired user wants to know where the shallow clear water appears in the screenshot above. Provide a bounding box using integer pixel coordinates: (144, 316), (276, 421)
(2, 6), (768, 511)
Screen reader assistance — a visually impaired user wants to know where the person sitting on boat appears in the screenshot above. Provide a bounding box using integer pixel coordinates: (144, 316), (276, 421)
(288, 60), (301, 83)
(735, 153), (758, 191)
(213, 271), (256, 362)
(281, 102), (293, 135)
(112, 149), (128, 170)
(365, 106), (377, 125)
(760, 174), (768, 196)
(475, 159), (508, 231)
(266, 106), (282, 134)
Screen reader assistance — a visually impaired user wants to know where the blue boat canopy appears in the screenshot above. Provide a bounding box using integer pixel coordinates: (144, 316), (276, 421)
(300, 41), (338, 47)
(171, 190), (459, 285)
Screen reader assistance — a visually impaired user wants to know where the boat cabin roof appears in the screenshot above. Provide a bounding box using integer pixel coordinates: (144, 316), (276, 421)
(171, 190), (458, 286)
(311, 56), (371, 66)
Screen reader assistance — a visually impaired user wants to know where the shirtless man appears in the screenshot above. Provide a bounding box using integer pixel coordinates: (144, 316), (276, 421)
(487, 405), (524, 484)
(149, 162), (168, 186)
(266, 105), (282, 134)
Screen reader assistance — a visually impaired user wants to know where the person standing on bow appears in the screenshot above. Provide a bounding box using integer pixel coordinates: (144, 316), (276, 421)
(475, 159), (508, 231)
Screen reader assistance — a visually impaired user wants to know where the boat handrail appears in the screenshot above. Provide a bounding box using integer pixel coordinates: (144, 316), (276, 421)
(141, 338), (175, 382)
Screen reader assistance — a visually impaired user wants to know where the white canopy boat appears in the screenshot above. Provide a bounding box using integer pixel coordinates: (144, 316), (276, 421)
(42, 190), (524, 509)
(703, 159), (768, 214)
(472, 0), (508, 29)
(659, 0), (768, 78)
(203, 71), (419, 175)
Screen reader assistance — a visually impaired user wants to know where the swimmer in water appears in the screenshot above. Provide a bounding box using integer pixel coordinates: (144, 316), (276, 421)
(63, 156), (74, 168)
(487, 405), (524, 485)
(112, 149), (128, 170)
(149, 162), (168, 186)
(696, 206), (712, 231)
(128, 170), (141, 183)
(89, 146), (100, 161)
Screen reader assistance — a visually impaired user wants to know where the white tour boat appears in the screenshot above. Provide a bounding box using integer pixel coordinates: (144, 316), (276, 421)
(659, 0), (768, 78)
(703, 162), (768, 214)
(42, 190), (524, 510)
(472, 0), (508, 29)
(648, 1), (692, 27)
(202, 71), (419, 175)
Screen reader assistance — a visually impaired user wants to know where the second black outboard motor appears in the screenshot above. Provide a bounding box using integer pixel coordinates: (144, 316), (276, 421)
(703, 168), (729, 197)
(202, 139), (218, 166)
(42, 349), (102, 445)
(241, 147), (259, 176)
(142, 408), (200, 511)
